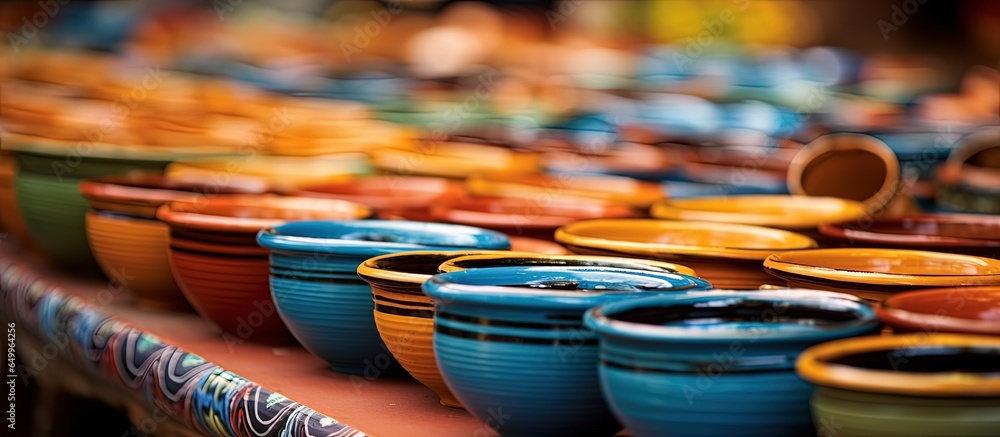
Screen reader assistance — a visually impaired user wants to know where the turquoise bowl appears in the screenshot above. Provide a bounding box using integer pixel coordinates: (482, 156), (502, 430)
(257, 220), (510, 375)
(584, 290), (880, 437)
(423, 266), (712, 437)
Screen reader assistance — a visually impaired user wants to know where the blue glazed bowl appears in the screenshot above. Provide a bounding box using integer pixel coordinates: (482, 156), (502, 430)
(257, 220), (510, 375)
(584, 290), (880, 437)
(423, 266), (712, 437)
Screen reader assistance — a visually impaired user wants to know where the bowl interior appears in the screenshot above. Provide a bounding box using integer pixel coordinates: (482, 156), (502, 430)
(606, 297), (863, 331)
(829, 345), (1000, 374)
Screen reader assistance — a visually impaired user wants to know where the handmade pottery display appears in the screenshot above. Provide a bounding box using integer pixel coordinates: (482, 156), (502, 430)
(875, 286), (1000, 335)
(796, 334), (1000, 437)
(157, 195), (372, 344)
(555, 219), (817, 289)
(818, 213), (1000, 258)
(431, 197), (638, 241)
(651, 195), (867, 232)
(465, 173), (664, 208)
(80, 172), (269, 310)
(423, 266), (712, 436)
(585, 290), (880, 437)
(935, 126), (1000, 214)
(257, 220), (510, 374)
(356, 250), (523, 407)
(165, 154), (372, 193)
(764, 248), (1000, 302)
(438, 253), (698, 278)
(295, 176), (465, 220)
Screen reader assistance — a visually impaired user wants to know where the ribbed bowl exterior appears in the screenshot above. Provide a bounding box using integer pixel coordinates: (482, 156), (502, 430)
(15, 172), (95, 266)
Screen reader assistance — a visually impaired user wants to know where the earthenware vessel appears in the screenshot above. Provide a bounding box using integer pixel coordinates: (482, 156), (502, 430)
(763, 248), (1000, 302)
(585, 290), (880, 437)
(796, 334), (1000, 437)
(356, 250), (523, 407)
(818, 213), (1000, 258)
(555, 219), (817, 289)
(438, 253), (697, 278)
(465, 173), (664, 208)
(257, 220), (510, 374)
(80, 172), (269, 310)
(158, 195), (372, 344)
(875, 286), (1000, 335)
(935, 126), (1000, 214)
(295, 176), (465, 220)
(431, 197), (638, 241)
(166, 154), (372, 193)
(423, 266), (712, 437)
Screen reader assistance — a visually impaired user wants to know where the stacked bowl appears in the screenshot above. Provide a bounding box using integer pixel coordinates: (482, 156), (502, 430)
(157, 195), (372, 344)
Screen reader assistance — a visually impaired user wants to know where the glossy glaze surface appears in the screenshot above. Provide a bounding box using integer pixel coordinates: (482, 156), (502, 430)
(466, 173), (665, 207)
(651, 195), (867, 230)
(819, 214), (1000, 257)
(439, 253), (697, 277)
(431, 196), (638, 240)
(764, 248), (1000, 286)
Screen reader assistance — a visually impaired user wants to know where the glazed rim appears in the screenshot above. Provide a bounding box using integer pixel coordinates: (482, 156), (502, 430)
(763, 248), (1000, 287)
(438, 253), (698, 277)
(817, 214), (1000, 247)
(356, 250), (531, 284)
(79, 172), (269, 205)
(877, 287), (1000, 335)
(650, 195), (868, 229)
(553, 219), (817, 261)
(257, 220), (511, 254)
(166, 153), (372, 177)
(796, 333), (1000, 396)
(424, 266), (711, 300)
(585, 290), (875, 342)
(465, 173), (665, 207)
(786, 133), (900, 211)
(156, 196), (372, 232)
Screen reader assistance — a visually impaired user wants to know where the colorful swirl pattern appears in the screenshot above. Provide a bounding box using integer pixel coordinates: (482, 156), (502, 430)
(0, 258), (367, 437)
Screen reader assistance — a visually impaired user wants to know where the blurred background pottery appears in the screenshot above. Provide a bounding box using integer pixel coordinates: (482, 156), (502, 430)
(80, 172), (269, 311)
(370, 143), (541, 178)
(423, 266), (712, 437)
(796, 334), (1000, 437)
(431, 196), (638, 241)
(507, 237), (570, 255)
(875, 286), (1000, 335)
(439, 253), (697, 278)
(257, 220), (510, 374)
(818, 213), (1000, 258)
(935, 126), (1000, 214)
(295, 176), (465, 220)
(764, 248), (1000, 302)
(555, 219), (817, 289)
(466, 173), (665, 208)
(0, 148), (37, 250)
(585, 290), (879, 437)
(356, 250), (522, 407)
(165, 154), (372, 193)
(158, 195), (372, 344)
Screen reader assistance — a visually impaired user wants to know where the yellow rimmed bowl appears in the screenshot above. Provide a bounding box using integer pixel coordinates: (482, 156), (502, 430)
(650, 195), (868, 236)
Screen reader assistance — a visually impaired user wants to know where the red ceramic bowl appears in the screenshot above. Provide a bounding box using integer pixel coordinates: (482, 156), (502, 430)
(295, 176), (465, 220)
(876, 287), (1000, 335)
(429, 196), (638, 240)
(80, 171), (271, 218)
(157, 195), (372, 344)
(819, 214), (1000, 258)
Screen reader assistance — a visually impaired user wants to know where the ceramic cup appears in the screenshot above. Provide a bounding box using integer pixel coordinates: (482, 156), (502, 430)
(797, 333), (1000, 437)
(875, 286), (1000, 335)
(584, 290), (880, 437)
(257, 220), (510, 375)
(423, 266), (712, 437)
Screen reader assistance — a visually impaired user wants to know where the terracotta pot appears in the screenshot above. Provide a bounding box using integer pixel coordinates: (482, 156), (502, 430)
(432, 196), (639, 241)
(157, 195), (372, 344)
(819, 213), (1000, 258)
(875, 286), (1000, 335)
(555, 219), (817, 289)
(465, 173), (664, 208)
(764, 248), (1000, 303)
(295, 176), (465, 220)
(797, 334), (1000, 437)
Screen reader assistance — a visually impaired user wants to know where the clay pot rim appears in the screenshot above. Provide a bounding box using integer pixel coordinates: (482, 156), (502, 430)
(818, 214), (1000, 247)
(295, 176), (464, 209)
(166, 153), (372, 178)
(584, 289), (874, 343)
(786, 133), (900, 211)
(554, 219), (817, 261)
(465, 172), (664, 207)
(438, 253), (698, 278)
(156, 195), (372, 233)
(431, 197), (638, 229)
(651, 195), (868, 230)
(796, 333), (1000, 397)
(257, 220), (511, 256)
(357, 250), (532, 285)
(876, 287), (1000, 335)
(80, 171), (271, 207)
(3, 132), (233, 160)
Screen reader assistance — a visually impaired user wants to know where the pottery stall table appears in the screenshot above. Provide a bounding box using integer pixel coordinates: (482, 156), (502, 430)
(0, 241), (498, 437)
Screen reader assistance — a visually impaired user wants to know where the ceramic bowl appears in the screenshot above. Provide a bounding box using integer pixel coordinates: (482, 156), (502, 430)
(157, 195), (372, 344)
(80, 172), (270, 310)
(295, 176), (465, 220)
(555, 219), (817, 289)
(258, 220), (510, 374)
(508, 237), (570, 255)
(763, 248), (1000, 302)
(796, 334), (1000, 437)
(466, 173), (665, 208)
(818, 213), (1000, 258)
(651, 195), (867, 232)
(370, 143), (541, 179)
(585, 290), (880, 437)
(165, 154), (372, 193)
(875, 286), (1000, 335)
(439, 253), (698, 278)
(356, 250), (525, 407)
(431, 196), (638, 241)
(423, 266), (712, 437)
